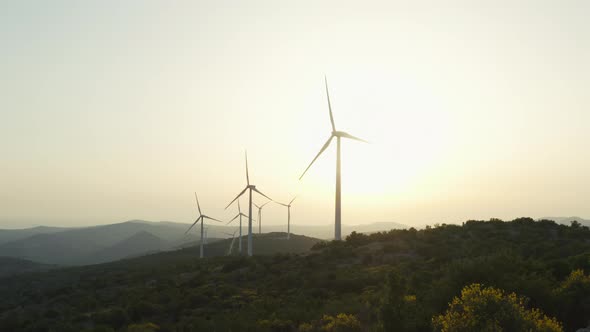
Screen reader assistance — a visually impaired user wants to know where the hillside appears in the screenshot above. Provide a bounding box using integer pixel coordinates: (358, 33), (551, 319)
(0, 257), (55, 278)
(85, 231), (170, 264)
(0, 221), (196, 265)
(542, 216), (590, 228)
(183, 232), (322, 258)
(0, 218), (588, 332)
(0, 226), (67, 245)
(0, 221), (405, 265)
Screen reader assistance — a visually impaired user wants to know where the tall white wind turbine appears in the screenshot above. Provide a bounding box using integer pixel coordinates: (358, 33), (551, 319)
(225, 151), (273, 256)
(185, 192), (223, 258)
(276, 196), (297, 240)
(299, 77), (368, 241)
(253, 201), (271, 234)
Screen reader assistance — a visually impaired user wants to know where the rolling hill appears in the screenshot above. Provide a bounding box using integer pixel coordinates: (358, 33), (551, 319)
(0, 218), (587, 331)
(0, 221), (196, 265)
(0, 220), (405, 266)
(0, 226), (68, 245)
(541, 216), (590, 227)
(0, 257), (55, 278)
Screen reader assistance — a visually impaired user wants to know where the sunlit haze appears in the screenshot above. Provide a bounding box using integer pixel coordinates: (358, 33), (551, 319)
(2, 1), (589, 229)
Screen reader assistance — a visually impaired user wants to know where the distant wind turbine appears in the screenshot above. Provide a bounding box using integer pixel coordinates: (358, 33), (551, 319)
(222, 230), (239, 256)
(225, 151), (273, 256)
(276, 196), (297, 240)
(253, 201), (271, 234)
(185, 193), (223, 258)
(226, 200), (254, 254)
(299, 77), (368, 241)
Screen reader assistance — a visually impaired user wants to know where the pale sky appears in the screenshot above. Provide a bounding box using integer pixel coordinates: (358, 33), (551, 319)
(1, 1), (589, 229)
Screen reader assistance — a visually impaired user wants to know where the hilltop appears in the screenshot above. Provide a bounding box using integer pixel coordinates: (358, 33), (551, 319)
(0, 218), (588, 331)
(541, 216), (590, 228)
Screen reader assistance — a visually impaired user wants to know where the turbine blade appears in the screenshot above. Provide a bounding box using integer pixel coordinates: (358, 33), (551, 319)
(261, 201), (271, 208)
(194, 192), (202, 215)
(299, 135), (333, 180)
(276, 202), (289, 207)
(238, 199), (241, 213)
(204, 215), (223, 223)
(340, 132), (369, 143)
(184, 216), (202, 234)
(325, 76), (336, 131)
(253, 187), (272, 201)
(253, 202), (261, 209)
(240, 213), (255, 221)
(241, 213), (256, 221)
(227, 214), (240, 225)
(289, 196), (297, 205)
(245, 150), (250, 186)
(225, 187), (248, 210)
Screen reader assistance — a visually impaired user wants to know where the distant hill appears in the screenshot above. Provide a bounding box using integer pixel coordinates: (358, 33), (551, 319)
(0, 226), (68, 245)
(0, 257), (55, 278)
(262, 221), (408, 239)
(539, 216), (590, 227)
(85, 231), (170, 264)
(201, 232), (322, 257)
(0, 220), (405, 265)
(125, 232), (322, 264)
(0, 221), (199, 265)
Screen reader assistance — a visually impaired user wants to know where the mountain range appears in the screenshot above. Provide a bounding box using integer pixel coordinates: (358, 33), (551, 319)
(0, 220), (406, 267)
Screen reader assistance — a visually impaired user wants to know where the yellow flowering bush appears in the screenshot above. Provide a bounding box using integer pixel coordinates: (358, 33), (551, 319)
(433, 284), (563, 332)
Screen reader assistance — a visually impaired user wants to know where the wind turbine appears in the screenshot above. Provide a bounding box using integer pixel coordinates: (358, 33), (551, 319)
(226, 200), (253, 254)
(299, 77), (368, 241)
(225, 151), (272, 256)
(223, 230), (239, 256)
(253, 201), (271, 234)
(185, 192), (223, 258)
(276, 196), (297, 240)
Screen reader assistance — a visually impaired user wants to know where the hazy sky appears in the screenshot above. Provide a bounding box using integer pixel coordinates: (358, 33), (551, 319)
(1, 1), (589, 229)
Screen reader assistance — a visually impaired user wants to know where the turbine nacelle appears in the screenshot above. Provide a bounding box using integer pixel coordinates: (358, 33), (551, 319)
(332, 131), (368, 143)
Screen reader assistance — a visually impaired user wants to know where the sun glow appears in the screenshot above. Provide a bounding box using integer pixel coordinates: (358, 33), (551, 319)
(297, 70), (454, 200)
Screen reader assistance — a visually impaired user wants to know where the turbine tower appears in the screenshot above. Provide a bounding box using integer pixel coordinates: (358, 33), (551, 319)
(185, 192), (222, 258)
(253, 201), (271, 234)
(276, 196), (297, 240)
(299, 77), (367, 240)
(226, 151), (273, 256)
(227, 199), (253, 254)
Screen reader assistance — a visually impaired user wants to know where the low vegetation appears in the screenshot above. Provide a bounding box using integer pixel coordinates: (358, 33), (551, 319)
(0, 218), (589, 331)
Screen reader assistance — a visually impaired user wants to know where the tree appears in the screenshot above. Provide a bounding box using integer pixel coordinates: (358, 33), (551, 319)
(297, 314), (361, 332)
(433, 284), (563, 332)
(321, 314), (361, 332)
(380, 272), (406, 331)
(126, 322), (159, 332)
(554, 269), (590, 330)
(379, 272), (426, 331)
